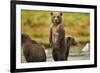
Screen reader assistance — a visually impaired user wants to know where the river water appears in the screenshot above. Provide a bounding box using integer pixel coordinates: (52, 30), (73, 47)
(21, 48), (90, 63)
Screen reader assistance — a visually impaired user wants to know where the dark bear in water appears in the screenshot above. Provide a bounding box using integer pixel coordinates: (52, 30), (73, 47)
(21, 33), (46, 62)
(65, 36), (77, 60)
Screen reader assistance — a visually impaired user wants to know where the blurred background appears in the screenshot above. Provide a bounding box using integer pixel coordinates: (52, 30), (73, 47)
(21, 10), (90, 62)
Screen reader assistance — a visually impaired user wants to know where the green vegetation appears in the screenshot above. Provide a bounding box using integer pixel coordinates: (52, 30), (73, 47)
(21, 10), (90, 48)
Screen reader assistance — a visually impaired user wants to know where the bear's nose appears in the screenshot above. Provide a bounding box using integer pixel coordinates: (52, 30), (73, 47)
(55, 17), (58, 20)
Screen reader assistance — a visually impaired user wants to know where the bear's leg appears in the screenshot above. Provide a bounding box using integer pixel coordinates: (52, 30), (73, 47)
(52, 49), (60, 61)
(52, 49), (65, 61)
(58, 51), (65, 61)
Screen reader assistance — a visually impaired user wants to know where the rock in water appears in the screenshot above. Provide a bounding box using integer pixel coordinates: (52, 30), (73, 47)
(81, 43), (90, 52)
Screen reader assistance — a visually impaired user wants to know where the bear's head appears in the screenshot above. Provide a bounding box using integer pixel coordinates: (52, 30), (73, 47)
(21, 33), (31, 44)
(65, 36), (77, 46)
(51, 12), (62, 25)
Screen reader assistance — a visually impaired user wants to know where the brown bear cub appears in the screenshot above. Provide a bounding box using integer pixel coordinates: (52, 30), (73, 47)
(65, 36), (77, 60)
(21, 33), (46, 62)
(49, 12), (66, 61)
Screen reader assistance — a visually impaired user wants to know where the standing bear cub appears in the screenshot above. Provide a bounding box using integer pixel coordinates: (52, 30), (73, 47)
(49, 12), (66, 61)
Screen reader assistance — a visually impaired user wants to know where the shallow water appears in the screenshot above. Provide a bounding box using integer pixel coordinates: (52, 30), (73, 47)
(21, 48), (90, 63)
(45, 49), (90, 62)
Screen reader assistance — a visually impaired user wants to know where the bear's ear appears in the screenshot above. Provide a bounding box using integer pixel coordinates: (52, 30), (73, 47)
(60, 12), (63, 16)
(51, 12), (53, 16)
(67, 36), (71, 40)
